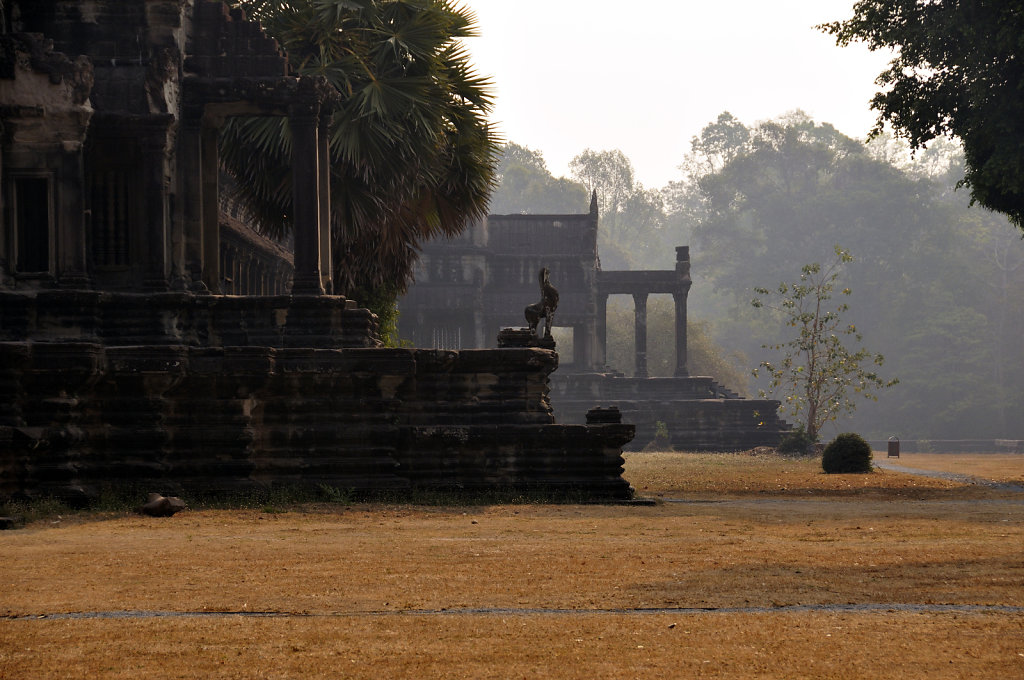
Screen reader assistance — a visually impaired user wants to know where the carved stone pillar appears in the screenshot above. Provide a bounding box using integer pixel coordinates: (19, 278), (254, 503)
(596, 292), (608, 368)
(633, 292), (648, 378)
(318, 114), (333, 295)
(56, 144), (90, 287)
(673, 292), (688, 377)
(180, 115), (206, 291)
(140, 119), (173, 291)
(576, 320), (594, 370)
(289, 97), (324, 296)
(0, 147), (5, 282)
(200, 122), (221, 293)
(674, 246), (692, 377)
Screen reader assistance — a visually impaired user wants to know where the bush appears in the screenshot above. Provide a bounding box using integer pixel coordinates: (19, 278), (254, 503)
(822, 432), (874, 473)
(643, 421), (673, 451)
(777, 424), (816, 456)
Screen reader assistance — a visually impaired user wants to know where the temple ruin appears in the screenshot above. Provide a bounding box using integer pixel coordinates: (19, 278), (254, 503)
(0, 0), (634, 503)
(399, 198), (791, 450)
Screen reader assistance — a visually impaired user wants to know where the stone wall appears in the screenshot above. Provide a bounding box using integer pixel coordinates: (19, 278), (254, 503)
(551, 374), (788, 451)
(0, 343), (634, 502)
(0, 290), (379, 348)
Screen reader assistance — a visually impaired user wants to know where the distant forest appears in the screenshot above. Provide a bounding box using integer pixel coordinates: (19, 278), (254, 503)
(489, 111), (1024, 441)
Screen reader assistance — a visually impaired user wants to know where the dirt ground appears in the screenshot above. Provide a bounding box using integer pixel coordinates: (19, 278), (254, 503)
(1, 451), (1023, 679)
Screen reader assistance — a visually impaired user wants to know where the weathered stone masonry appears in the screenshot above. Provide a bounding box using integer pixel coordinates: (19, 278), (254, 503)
(0, 342), (632, 502)
(0, 1), (635, 501)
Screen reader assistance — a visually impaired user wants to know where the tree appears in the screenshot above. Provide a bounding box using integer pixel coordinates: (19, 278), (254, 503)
(569, 149), (635, 218)
(821, 1), (1024, 228)
(488, 143), (589, 214)
(662, 111), (1024, 441)
(222, 0), (500, 300)
(751, 247), (897, 443)
(684, 112), (924, 303)
(686, 111), (750, 176)
(569, 148), (668, 268)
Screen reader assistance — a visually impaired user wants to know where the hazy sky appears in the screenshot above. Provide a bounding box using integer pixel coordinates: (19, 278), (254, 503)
(464, 0), (893, 189)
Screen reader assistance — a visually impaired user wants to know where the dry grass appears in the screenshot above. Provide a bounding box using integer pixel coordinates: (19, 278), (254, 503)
(4, 613), (1022, 679)
(625, 450), (980, 499)
(2, 451), (1023, 679)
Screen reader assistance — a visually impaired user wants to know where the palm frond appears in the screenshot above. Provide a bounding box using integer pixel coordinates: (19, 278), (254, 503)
(226, 0), (499, 296)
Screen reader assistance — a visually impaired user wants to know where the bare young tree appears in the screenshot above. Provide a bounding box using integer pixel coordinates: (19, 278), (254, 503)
(752, 246), (898, 442)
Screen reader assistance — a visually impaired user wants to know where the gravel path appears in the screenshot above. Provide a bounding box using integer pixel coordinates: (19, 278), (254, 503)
(873, 459), (1024, 492)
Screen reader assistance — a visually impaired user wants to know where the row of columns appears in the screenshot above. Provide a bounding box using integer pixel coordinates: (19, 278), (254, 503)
(595, 246), (691, 378)
(180, 84), (333, 296)
(595, 291), (688, 378)
(221, 241), (291, 295)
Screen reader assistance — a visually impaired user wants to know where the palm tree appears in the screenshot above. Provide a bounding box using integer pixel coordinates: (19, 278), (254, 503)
(220, 0), (499, 306)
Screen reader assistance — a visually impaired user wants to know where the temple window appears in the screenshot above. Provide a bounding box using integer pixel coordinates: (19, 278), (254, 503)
(89, 169), (132, 267)
(8, 175), (53, 274)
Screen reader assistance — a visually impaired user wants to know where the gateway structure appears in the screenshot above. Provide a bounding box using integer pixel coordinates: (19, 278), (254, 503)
(399, 198), (790, 450)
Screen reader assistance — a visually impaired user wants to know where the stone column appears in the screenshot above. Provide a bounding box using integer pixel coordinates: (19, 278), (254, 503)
(56, 144), (90, 287)
(180, 115), (206, 291)
(633, 292), (648, 378)
(577, 318), (594, 369)
(673, 292), (688, 377)
(317, 114), (333, 295)
(674, 245), (692, 377)
(289, 99), (324, 296)
(596, 292), (608, 368)
(473, 273), (486, 348)
(140, 120), (172, 291)
(0, 146), (6, 280)
(200, 122), (221, 293)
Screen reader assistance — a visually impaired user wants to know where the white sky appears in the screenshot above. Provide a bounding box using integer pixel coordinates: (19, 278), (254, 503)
(464, 0), (893, 189)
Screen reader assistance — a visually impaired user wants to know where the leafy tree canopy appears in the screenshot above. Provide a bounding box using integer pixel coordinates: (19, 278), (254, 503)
(686, 111), (750, 176)
(684, 111), (929, 298)
(487, 143), (589, 214)
(821, 1), (1024, 228)
(667, 110), (1024, 440)
(569, 148), (667, 268)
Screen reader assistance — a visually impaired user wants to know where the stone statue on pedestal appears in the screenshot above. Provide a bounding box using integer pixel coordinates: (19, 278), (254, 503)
(525, 267), (559, 339)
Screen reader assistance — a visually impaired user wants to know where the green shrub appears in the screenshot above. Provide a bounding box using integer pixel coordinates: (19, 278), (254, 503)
(822, 432), (874, 473)
(777, 424), (816, 456)
(644, 421), (672, 451)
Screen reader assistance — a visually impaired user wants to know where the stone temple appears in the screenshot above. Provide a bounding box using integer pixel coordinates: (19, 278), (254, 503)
(398, 196), (791, 451)
(0, 0), (634, 503)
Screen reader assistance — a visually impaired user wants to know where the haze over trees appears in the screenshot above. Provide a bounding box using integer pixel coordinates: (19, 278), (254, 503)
(822, 0), (1024, 228)
(488, 143), (588, 215)
(488, 144), (673, 270)
(491, 108), (1024, 441)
